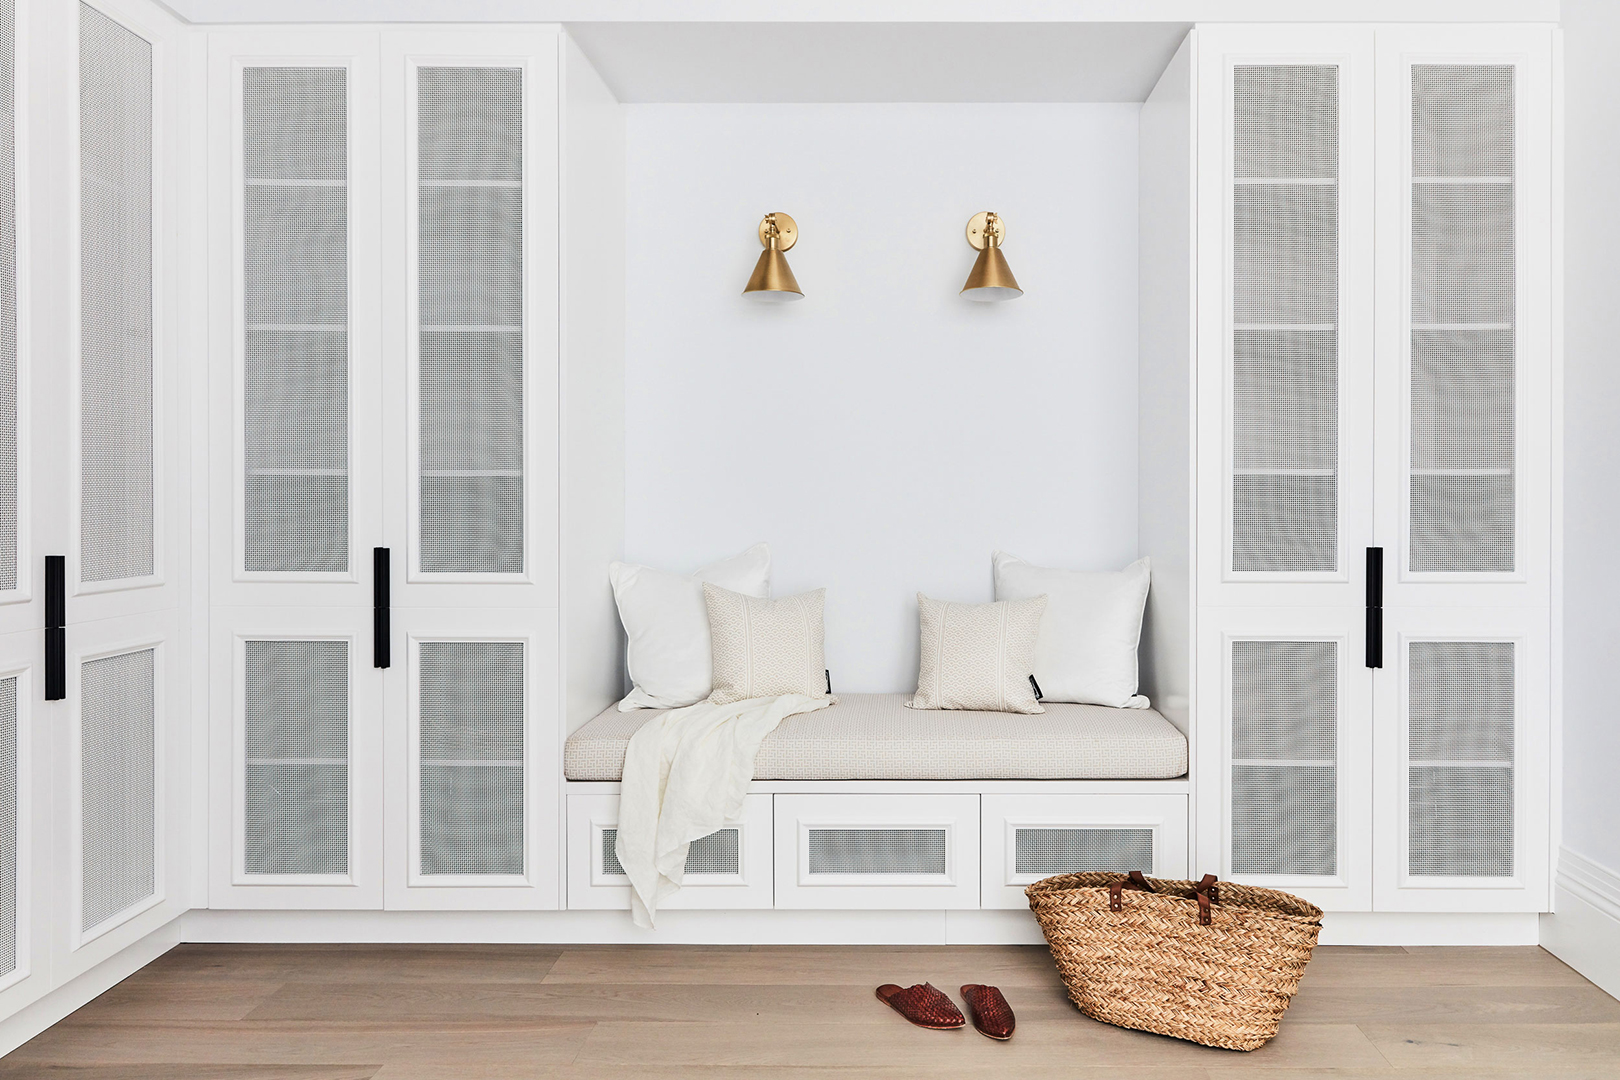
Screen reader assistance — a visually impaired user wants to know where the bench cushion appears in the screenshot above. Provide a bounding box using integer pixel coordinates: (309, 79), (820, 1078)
(564, 693), (1188, 781)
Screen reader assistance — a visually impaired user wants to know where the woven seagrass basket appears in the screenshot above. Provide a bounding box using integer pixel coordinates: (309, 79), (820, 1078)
(1026, 871), (1323, 1051)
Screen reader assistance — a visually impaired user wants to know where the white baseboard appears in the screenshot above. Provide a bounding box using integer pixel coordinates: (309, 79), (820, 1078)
(1541, 846), (1620, 998)
(0, 917), (183, 1058)
(186, 907), (1543, 947)
(1319, 911), (1540, 946)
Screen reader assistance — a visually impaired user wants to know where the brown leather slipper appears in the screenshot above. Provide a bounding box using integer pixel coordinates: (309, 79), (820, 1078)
(875, 983), (966, 1029)
(961, 984), (1015, 1040)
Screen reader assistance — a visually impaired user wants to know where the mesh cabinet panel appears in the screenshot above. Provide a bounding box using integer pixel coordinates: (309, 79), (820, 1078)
(1014, 827), (1154, 877)
(1230, 65), (1340, 573)
(417, 68), (524, 574)
(241, 67), (349, 573)
(0, 678), (15, 976)
(1409, 66), (1516, 573)
(1230, 640), (1338, 877)
(1408, 641), (1515, 877)
(79, 6), (154, 584)
(601, 827), (741, 878)
(418, 642), (524, 875)
(806, 829), (948, 876)
(80, 649), (156, 932)
(0, 0), (16, 592)
(243, 640), (349, 876)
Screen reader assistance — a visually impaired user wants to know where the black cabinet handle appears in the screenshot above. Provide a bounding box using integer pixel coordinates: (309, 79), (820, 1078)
(45, 556), (65, 700)
(374, 547), (390, 669)
(1365, 547), (1383, 669)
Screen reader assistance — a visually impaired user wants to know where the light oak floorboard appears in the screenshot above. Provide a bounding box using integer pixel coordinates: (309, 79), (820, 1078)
(5, 944), (1619, 1075)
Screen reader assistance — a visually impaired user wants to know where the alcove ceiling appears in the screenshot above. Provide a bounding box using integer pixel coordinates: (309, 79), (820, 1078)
(162, 0), (1560, 103)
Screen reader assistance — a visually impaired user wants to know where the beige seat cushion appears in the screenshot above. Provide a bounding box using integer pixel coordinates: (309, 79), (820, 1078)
(565, 693), (1188, 781)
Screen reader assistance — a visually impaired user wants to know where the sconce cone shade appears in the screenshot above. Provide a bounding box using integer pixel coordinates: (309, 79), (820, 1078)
(960, 244), (1022, 301)
(743, 242), (803, 302)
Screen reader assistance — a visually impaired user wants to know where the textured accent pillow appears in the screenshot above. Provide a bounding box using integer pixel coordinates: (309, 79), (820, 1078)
(704, 584), (834, 705)
(907, 593), (1047, 714)
(992, 552), (1151, 709)
(610, 544), (771, 710)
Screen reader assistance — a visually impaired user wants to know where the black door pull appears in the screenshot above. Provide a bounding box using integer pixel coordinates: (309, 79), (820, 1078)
(374, 547), (391, 669)
(1365, 547), (1383, 669)
(46, 556), (65, 700)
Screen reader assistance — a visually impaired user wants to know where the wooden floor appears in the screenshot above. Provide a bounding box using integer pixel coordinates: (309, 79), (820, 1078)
(3, 942), (1617, 1078)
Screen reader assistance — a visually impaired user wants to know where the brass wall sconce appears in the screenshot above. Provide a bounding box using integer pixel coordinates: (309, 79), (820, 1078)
(960, 211), (1023, 301)
(743, 212), (804, 302)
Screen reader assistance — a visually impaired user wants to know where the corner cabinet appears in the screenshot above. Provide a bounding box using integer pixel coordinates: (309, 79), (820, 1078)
(1183, 24), (1554, 914)
(205, 26), (622, 912)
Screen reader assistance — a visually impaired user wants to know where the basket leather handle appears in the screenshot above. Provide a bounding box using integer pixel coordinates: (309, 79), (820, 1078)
(1107, 870), (1155, 911)
(1192, 873), (1219, 926)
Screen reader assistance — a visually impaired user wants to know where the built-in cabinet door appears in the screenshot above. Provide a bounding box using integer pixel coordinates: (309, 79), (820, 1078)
(378, 31), (560, 910)
(1197, 608), (1372, 910)
(1195, 26), (1376, 610)
(48, 0), (189, 985)
(1194, 26), (1376, 906)
(1372, 26), (1553, 911)
(205, 30), (385, 908)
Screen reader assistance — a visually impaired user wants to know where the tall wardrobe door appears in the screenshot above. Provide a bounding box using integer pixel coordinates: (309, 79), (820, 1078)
(0, 0), (16, 609)
(241, 66), (349, 575)
(1228, 64), (1342, 576)
(413, 66), (524, 576)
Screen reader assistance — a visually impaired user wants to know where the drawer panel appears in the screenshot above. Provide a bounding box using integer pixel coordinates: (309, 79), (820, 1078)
(981, 794), (1189, 909)
(565, 793), (773, 910)
(774, 794), (980, 909)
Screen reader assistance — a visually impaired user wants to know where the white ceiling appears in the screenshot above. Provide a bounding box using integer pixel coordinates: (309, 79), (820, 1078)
(567, 22), (1190, 103)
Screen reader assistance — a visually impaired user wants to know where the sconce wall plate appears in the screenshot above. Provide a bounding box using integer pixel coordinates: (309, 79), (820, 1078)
(961, 210), (1023, 301)
(744, 211), (804, 302)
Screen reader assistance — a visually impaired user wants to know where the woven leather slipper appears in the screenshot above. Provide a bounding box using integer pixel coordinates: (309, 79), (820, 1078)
(875, 983), (966, 1030)
(960, 984), (1015, 1040)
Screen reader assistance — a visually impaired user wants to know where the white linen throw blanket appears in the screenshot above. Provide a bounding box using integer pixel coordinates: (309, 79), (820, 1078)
(616, 693), (835, 927)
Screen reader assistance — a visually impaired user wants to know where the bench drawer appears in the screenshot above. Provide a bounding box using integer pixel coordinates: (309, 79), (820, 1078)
(565, 793), (773, 910)
(981, 794), (1189, 909)
(773, 794), (980, 909)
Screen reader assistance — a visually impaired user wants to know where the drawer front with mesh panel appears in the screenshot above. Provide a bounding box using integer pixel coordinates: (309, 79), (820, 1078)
(1408, 65), (1516, 574)
(775, 795), (980, 909)
(80, 649), (157, 933)
(79, 5), (155, 585)
(1407, 640), (1515, 878)
(417, 641), (524, 878)
(243, 640), (349, 877)
(566, 793), (772, 910)
(981, 794), (1188, 908)
(1229, 64), (1342, 574)
(241, 66), (350, 574)
(416, 67), (524, 574)
(1230, 639), (1339, 879)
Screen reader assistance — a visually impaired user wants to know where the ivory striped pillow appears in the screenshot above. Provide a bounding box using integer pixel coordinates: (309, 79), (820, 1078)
(907, 593), (1047, 714)
(703, 584), (833, 705)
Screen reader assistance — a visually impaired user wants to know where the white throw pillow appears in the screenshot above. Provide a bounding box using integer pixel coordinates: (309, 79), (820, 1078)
(610, 544), (771, 710)
(992, 552), (1151, 709)
(704, 585), (834, 705)
(907, 593), (1047, 714)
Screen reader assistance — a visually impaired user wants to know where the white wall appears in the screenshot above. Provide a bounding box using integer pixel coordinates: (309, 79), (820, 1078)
(624, 103), (1140, 692)
(1558, 2), (1620, 877)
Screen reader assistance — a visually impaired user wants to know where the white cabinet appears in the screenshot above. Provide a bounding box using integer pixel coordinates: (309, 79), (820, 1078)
(205, 27), (604, 913)
(1181, 23), (1554, 913)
